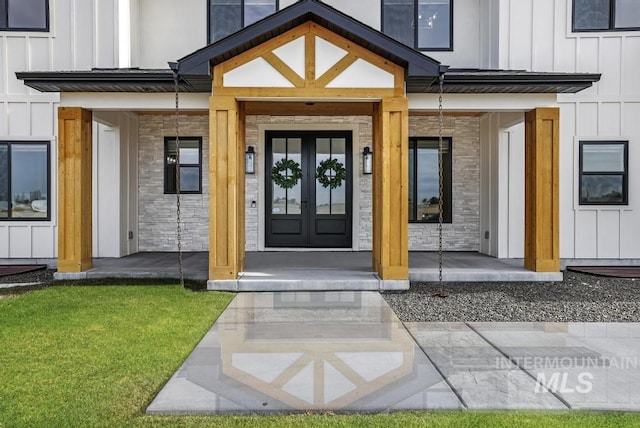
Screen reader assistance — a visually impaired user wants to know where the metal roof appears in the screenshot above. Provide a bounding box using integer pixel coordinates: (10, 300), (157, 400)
(18, 68), (600, 94)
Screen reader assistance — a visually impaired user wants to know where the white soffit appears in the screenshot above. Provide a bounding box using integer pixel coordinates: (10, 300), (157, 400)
(326, 58), (394, 88)
(272, 36), (306, 79)
(315, 36), (348, 79)
(224, 57), (295, 87)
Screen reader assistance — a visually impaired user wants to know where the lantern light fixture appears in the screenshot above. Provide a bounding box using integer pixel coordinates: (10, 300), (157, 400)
(245, 146), (256, 174)
(363, 146), (373, 174)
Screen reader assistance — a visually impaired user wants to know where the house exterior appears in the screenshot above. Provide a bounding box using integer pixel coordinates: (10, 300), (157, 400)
(0, 0), (637, 287)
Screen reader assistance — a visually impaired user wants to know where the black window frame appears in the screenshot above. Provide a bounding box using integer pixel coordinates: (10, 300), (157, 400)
(578, 141), (628, 205)
(0, 141), (51, 222)
(0, 0), (50, 32)
(164, 136), (203, 195)
(381, 0), (454, 51)
(572, 0), (640, 32)
(409, 137), (453, 223)
(207, 0), (279, 44)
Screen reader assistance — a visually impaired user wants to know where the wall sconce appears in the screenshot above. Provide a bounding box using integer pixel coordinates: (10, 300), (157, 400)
(363, 146), (373, 174)
(245, 146), (255, 174)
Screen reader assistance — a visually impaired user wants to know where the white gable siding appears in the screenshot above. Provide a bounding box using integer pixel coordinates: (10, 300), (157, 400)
(0, 0), (119, 261)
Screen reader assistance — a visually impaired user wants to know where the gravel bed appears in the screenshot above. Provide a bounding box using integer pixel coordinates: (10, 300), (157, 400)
(3, 268), (639, 322)
(383, 271), (640, 322)
(0, 268), (55, 285)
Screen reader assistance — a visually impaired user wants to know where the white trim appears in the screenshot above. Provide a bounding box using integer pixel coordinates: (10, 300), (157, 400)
(256, 122), (361, 252)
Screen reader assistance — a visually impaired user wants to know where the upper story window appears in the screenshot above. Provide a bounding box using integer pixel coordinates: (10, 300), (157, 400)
(579, 141), (628, 205)
(208, 0), (278, 43)
(0, 0), (49, 31)
(382, 0), (453, 51)
(573, 0), (640, 31)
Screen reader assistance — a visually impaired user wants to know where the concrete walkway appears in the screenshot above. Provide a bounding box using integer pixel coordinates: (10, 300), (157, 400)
(147, 291), (640, 414)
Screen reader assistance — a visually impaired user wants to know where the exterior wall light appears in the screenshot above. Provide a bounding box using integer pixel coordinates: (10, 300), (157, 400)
(245, 146), (256, 174)
(363, 146), (373, 174)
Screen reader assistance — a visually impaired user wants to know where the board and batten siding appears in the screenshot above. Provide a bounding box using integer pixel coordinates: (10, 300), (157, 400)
(498, 0), (640, 259)
(0, 0), (119, 260)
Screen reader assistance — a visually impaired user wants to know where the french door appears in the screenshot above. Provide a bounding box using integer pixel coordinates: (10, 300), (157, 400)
(265, 131), (352, 248)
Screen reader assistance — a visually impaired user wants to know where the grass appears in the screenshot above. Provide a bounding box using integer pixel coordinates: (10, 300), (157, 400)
(0, 285), (639, 427)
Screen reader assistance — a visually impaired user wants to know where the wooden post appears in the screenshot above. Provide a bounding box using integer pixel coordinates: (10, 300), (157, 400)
(209, 95), (244, 280)
(524, 107), (560, 272)
(372, 97), (409, 280)
(57, 107), (93, 272)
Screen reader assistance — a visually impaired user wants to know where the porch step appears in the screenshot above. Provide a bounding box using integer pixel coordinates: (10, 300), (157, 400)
(208, 270), (409, 291)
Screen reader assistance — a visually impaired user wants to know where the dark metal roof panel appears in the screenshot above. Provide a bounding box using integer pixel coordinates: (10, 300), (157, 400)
(16, 69), (210, 93)
(16, 69), (601, 95)
(407, 70), (601, 94)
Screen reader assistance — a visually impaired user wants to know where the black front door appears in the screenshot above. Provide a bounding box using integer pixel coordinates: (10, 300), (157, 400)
(265, 131), (352, 248)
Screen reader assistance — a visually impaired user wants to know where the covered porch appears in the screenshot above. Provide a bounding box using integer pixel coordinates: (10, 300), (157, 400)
(17, 0), (598, 291)
(73, 251), (562, 289)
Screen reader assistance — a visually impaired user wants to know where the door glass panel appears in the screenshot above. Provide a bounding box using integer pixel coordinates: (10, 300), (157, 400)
(271, 138), (302, 215)
(316, 139), (331, 214)
(330, 138), (346, 214)
(287, 139), (302, 214)
(315, 138), (346, 215)
(271, 138), (286, 215)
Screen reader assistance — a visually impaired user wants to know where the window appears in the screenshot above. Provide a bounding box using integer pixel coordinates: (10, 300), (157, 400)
(409, 137), (452, 222)
(0, 142), (50, 220)
(208, 0), (278, 43)
(382, 0), (453, 50)
(0, 0), (49, 31)
(164, 137), (203, 194)
(579, 141), (628, 205)
(573, 0), (640, 31)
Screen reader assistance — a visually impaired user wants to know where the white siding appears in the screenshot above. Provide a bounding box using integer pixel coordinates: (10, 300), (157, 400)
(0, 0), (119, 260)
(496, 0), (640, 260)
(136, 0), (207, 68)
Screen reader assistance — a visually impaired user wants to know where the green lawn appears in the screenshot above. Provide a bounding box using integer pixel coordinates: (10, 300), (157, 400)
(1, 285), (640, 427)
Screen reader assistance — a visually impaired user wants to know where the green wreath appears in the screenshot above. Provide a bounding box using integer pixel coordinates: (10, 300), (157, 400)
(272, 159), (302, 189)
(316, 158), (346, 189)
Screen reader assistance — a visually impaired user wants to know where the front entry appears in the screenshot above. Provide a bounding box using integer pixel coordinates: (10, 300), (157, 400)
(265, 131), (353, 248)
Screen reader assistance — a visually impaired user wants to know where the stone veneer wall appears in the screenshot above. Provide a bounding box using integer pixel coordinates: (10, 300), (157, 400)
(138, 114), (209, 251)
(409, 115), (480, 251)
(136, 113), (479, 252)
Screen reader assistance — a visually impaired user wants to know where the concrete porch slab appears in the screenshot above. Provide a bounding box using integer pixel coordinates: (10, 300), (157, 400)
(52, 251), (563, 287)
(409, 252), (564, 282)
